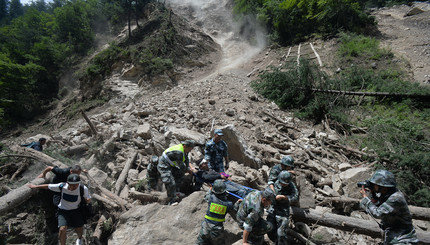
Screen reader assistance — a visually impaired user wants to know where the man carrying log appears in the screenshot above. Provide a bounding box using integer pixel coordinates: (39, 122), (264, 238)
(28, 174), (91, 245)
(359, 169), (419, 245)
(267, 171), (299, 245)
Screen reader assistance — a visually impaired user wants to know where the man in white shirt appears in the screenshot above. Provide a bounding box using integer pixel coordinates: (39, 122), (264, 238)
(28, 174), (91, 245)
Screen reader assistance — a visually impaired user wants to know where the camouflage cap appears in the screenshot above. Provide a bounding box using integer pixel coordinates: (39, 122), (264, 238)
(261, 187), (276, 203)
(214, 129), (223, 136)
(369, 169), (396, 187)
(281, 156), (294, 167)
(67, 174), (80, 184)
(278, 171), (292, 184)
(212, 179), (227, 194)
(181, 140), (196, 147)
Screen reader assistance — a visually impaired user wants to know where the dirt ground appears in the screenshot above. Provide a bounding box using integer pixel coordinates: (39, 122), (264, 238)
(372, 2), (430, 84)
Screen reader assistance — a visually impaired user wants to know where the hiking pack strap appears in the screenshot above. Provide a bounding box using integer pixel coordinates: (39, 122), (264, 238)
(58, 183), (85, 202)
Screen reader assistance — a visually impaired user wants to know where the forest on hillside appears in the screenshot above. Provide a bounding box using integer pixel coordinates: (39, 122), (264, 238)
(0, 0), (417, 129)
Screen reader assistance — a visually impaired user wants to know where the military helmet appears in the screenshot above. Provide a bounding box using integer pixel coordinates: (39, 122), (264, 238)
(281, 156), (294, 167)
(212, 179), (227, 194)
(278, 171), (292, 184)
(67, 174), (80, 184)
(261, 187), (276, 203)
(369, 170), (396, 187)
(181, 139), (196, 148)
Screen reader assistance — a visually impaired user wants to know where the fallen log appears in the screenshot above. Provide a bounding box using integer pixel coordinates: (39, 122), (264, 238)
(10, 161), (29, 181)
(83, 173), (131, 211)
(0, 177), (48, 215)
(92, 214), (107, 245)
(291, 207), (430, 244)
(8, 145), (131, 212)
(81, 109), (98, 136)
(129, 189), (168, 204)
(92, 193), (119, 209)
(10, 145), (66, 167)
(318, 197), (430, 221)
(63, 144), (89, 156)
(114, 151), (138, 195)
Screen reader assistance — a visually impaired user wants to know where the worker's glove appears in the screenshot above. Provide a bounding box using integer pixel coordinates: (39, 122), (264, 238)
(225, 162), (229, 170)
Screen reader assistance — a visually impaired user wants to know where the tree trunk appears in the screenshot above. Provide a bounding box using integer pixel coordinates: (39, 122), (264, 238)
(291, 207), (430, 244)
(114, 151), (137, 195)
(129, 189), (168, 204)
(318, 197), (430, 221)
(63, 144), (89, 156)
(0, 177), (48, 215)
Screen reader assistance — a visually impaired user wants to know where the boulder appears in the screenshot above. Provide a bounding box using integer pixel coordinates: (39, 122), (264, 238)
(109, 191), (242, 244)
(339, 167), (372, 199)
(136, 123), (152, 140)
(219, 125), (261, 169)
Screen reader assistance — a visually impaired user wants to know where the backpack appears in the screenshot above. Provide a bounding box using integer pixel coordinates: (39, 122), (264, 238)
(59, 183), (95, 223)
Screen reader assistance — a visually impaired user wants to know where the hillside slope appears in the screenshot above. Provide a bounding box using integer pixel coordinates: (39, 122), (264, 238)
(1, 1), (429, 245)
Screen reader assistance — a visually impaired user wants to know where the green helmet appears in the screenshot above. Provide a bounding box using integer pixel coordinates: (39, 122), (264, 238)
(281, 156), (294, 167)
(278, 171), (292, 184)
(212, 180), (226, 194)
(181, 140), (196, 148)
(261, 187), (276, 203)
(369, 170), (396, 187)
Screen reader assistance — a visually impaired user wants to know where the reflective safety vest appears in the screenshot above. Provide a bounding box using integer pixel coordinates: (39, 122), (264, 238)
(162, 144), (185, 169)
(204, 193), (232, 223)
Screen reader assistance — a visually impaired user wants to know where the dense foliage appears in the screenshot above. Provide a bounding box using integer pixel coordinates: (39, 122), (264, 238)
(252, 33), (430, 206)
(233, 0), (376, 44)
(0, 0), (153, 128)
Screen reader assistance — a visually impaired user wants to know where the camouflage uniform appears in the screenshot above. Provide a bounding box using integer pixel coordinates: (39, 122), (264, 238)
(360, 170), (418, 245)
(204, 138), (228, 173)
(157, 144), (190, 203)
(236, 191), (273, 245)
(268, 165), (284, 186)
(267, 179), (299, 245)
(196, 191), (233, 245)
(146, 156), (159, 191)
(268, 156), (294, 186)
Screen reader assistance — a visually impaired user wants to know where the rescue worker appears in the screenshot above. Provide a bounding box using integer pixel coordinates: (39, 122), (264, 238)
(267, 171), (299, 245)
(236, 187), (276, 245)
(360, 170), (419, 245)
(145, 156), (160, 192)
(196, 180), (236, 245)
(204, 129), (229, 173)
(268, 156), (295, 192)
(157, 140), (196, 204)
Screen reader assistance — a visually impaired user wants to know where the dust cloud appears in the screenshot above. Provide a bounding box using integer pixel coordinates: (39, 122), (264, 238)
(166, 0), (267, 72)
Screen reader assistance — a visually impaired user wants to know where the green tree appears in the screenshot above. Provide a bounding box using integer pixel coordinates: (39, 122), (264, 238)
(0, 0), (7, 23)
(0, 53), (44, 123)
(9, 0), (23, 19)
(49, 0), (66, 11)
(30, 0), (48, 12)
(54, 0), (94, 54)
